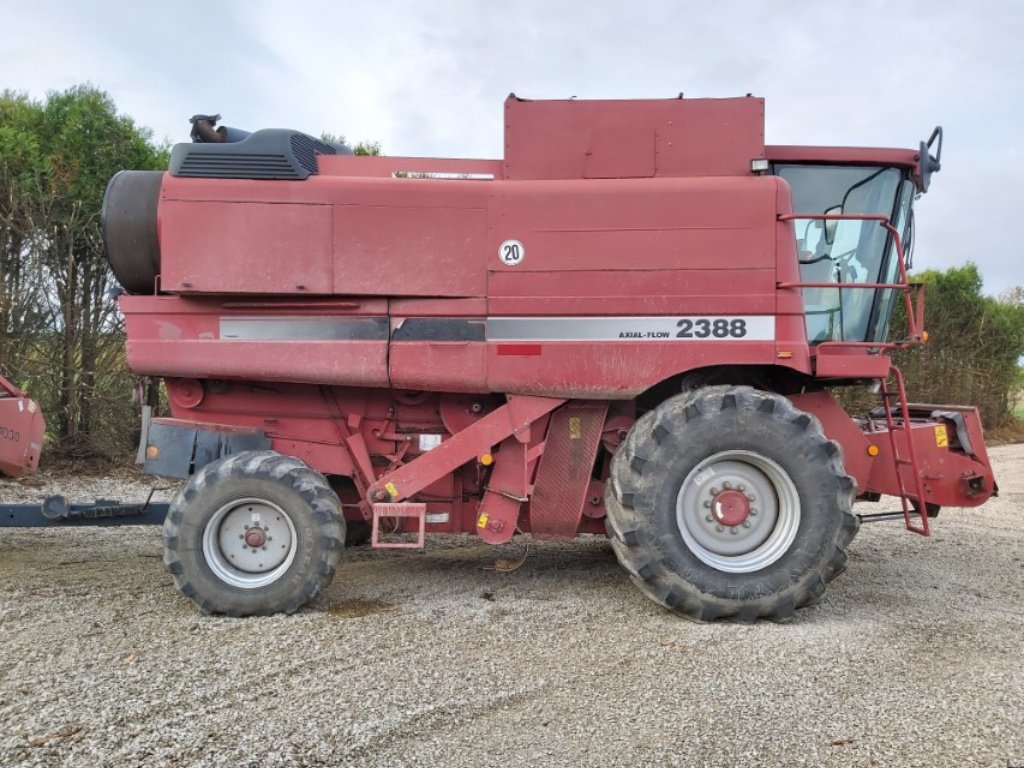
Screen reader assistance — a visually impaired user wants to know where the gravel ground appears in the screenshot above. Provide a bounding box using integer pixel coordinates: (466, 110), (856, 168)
(1, 447), (1022, 768)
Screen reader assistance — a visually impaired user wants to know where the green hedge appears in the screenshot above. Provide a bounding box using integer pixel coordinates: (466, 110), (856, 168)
(892, 264), (1024, 428)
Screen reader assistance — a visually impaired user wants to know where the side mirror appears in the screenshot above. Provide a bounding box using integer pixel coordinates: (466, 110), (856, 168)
(918, 126), (942, 192)
(824, 205), (841, 244)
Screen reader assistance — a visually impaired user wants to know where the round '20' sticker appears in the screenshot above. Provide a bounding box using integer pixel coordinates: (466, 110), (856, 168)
(499, 239), (525, 266)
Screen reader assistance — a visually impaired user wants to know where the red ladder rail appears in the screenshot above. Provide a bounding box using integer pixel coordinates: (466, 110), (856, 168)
(879, 366), (930, 535)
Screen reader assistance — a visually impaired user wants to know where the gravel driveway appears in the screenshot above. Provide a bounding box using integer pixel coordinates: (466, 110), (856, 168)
(1, 446), (1022, 768)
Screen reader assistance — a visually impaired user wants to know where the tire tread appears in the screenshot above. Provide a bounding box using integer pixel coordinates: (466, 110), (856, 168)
(604, 386), (859, 622)
(163, 450), (344, 617)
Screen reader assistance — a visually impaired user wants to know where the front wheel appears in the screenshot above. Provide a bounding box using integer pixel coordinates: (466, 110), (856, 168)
(605, 386), (858, 622)
(163, 451), (345, 616)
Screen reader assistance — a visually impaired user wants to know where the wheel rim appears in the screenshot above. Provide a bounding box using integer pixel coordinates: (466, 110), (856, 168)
(202, 497), (298, 589)
(675, 450), (800, 573)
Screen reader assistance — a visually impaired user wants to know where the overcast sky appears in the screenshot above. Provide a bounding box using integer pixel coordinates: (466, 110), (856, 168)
(4, 0), (1022, 295)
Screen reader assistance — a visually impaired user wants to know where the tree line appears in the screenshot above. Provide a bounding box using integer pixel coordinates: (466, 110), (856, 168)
(1, 85), (166, 459)
(1, 85), (1021, 464)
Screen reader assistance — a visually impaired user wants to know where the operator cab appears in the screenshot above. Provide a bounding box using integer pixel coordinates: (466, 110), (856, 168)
(769, 128), (941, 346)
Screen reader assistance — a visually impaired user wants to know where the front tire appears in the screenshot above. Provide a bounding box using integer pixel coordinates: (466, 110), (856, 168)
(605, 386), (858, 622)
(163, 451), (345, 616)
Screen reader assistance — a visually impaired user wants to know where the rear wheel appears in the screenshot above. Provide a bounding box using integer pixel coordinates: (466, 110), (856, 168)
(163, 450), (345, 616)
(605, 386), (858, 621)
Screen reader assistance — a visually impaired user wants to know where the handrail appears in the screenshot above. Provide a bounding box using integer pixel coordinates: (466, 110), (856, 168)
(777, 212), (923, 347)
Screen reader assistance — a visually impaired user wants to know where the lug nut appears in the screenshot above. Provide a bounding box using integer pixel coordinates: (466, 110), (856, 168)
(710, 487), (719, 495)
(723, 481), (732, 489)
(730, 527), (738, 535)
(747, 494), (756, 502)
(737, 484), (746, 492)
(715, 525), (724, 532)
(750, 508), (758, 516)
(261, 546), (267, 551)
(742, 520), (751, 528)
(705, 515), (714, 522)
(238, 534), (244, 540)
(703, 500), (711, 508)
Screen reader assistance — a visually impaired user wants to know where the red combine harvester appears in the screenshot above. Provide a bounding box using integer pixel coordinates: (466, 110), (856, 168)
(102, 96), (995, 620)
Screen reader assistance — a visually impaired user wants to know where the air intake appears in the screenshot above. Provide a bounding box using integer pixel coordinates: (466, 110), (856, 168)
(168, 129), (338, 180)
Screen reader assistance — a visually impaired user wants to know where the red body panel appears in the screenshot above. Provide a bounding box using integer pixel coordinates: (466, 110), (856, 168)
(121, 295), (390, 387)
(789, 390), (995, 509)
(503, 97), (765, 180)
(130, 169), (807, 398)
(161, 201), (334, 294)
(766, 145), (919, 168)
(864, 408), (994, 508)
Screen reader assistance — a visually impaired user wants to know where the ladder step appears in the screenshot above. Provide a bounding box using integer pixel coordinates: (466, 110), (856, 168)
(858, 511), (916, 523)
(876, 366), (931, 536)
(371, 502), (427, 549)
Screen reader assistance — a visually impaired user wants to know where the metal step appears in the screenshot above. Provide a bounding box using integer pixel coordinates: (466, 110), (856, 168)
(858, 511), (920, 524)
(371, 502), (426, 549)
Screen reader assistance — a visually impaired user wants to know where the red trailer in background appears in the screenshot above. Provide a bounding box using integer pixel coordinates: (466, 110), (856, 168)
(0, 373), (44, 478)
(100, 95), (995, 621)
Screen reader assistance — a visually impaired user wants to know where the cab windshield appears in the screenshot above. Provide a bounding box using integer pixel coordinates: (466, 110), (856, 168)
(776, 164), (913, 344)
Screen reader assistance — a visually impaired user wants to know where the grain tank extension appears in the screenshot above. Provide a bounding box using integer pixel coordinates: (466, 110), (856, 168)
(103, 96), (995, 620)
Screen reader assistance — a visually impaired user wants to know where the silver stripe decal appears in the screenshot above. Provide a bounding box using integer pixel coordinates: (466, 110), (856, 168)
(486, 316), (774, 342)
(218, 315), (775, 343)
(220, 317), (388, 341)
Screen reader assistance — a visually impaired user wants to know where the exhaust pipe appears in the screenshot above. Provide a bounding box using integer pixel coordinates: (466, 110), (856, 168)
(189, 113), (251, 144)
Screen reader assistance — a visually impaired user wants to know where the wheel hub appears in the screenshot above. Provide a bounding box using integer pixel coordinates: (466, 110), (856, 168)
(676, 450), (801, 574)
(244, 527), (267, 548)
(711, 489), (749, 527)
(202, 498), (298, 588)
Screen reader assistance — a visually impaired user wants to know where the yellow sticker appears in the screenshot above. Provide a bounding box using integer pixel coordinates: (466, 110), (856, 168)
(568, 416), (582, 440)
(934, 424), (949, 448)
(384, 481), (399, 498)
(477, 512), (489, 529)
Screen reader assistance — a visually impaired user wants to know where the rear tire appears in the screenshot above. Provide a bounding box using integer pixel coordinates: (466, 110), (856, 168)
(163, 450), (345, 616)
(605, 386), (858, 621)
